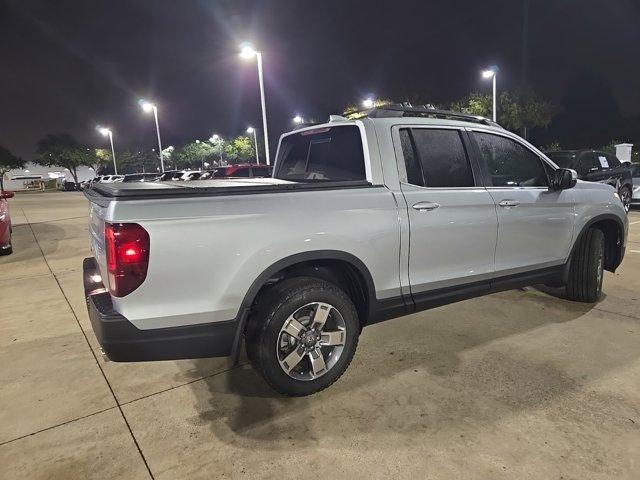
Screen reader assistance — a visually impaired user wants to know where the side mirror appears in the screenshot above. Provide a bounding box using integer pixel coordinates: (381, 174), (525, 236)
(553, 168), (577, 190)
(0, 190), (14, 199)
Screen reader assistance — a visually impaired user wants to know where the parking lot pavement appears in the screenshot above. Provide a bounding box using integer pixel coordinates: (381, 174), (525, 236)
(1, 193), (639, 480)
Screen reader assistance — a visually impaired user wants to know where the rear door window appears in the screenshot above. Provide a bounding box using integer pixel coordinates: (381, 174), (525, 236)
(399, 128), (474, 188)
(274, 125), (366, 182)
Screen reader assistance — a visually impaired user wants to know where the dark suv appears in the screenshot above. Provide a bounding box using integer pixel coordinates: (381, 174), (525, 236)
(546, 150), (633, 212)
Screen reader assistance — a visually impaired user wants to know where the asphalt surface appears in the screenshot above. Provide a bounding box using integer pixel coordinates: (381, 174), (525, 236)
(1, 191), (639, 479)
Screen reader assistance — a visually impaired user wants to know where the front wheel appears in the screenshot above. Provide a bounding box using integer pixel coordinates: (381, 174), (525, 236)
(246, 277), (360, 397)
(566, 228), (605, 303)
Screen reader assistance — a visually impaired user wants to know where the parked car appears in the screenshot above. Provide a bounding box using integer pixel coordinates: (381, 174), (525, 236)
(83, 106), (628, 396)
(177, 171), (202, 181)
(0, 190), (15, 255)
(546, 150), (633, 212)
(59, 180), (81, 191)
(157, 170), (184, 181)
(631, 163), (640, 207)
(199, 164), (272, 179)
(122, 173), (161, 183)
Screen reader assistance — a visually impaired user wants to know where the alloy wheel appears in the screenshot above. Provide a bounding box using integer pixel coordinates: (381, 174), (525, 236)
(276, 302), (346, 381)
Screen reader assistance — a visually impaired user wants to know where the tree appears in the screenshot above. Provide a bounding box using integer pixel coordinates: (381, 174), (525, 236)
(601, 140), (624, 156)
(343, 99), (393, 119)
(224, 135), (255, 163)
(35, 134), (91, 184)
(450, 90), (556, 136)
(0, 144), (25, 191)
(544, 141), (562, 152)
(172, 141), (216, 169)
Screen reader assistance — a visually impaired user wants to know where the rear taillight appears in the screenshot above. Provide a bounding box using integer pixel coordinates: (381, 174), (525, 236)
(105, 222), (150, 297)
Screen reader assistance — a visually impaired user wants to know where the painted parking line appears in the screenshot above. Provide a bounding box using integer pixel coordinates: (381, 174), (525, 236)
(629, 220), (640, 225)
(630, 250), (640, 254)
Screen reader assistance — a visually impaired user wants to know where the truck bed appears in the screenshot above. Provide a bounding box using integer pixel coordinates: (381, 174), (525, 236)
(87, 178), (374, 199)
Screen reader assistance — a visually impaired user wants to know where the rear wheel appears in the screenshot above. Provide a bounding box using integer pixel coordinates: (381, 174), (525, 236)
(566, 228), (605, 303)
(245, 277), (360, 396)
(619, 186), (631, 213)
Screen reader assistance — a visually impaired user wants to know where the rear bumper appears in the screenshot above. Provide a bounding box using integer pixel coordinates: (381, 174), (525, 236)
(83, 257), (237, 362)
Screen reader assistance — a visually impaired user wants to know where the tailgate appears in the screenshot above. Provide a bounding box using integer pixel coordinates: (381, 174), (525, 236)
(88, 200), (108, 281)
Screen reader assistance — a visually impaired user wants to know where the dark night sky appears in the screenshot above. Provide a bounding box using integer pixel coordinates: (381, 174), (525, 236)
(1, 0), (640, 160)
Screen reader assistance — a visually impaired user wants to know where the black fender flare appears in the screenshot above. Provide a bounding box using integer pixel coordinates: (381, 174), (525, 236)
(562, 213), (626, 283)
(230, 250), (377, 362)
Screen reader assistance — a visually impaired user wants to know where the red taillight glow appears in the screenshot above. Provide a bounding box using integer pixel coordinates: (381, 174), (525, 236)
(104, 222), (150, 297)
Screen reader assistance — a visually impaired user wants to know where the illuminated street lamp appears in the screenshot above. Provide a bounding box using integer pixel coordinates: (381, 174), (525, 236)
(292, 115), (304, 124)
(481, 68), (498, 122)
(96, 126), (117, 175)
(239, 43), (271, 165)
(246, 126), (260, 164)
(139, 99), (165, 172)
(209, 134), (224, 163)
(362, 98), (375, 109)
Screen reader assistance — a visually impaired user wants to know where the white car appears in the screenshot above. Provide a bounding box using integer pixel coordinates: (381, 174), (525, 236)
(100, 175), (124, 183)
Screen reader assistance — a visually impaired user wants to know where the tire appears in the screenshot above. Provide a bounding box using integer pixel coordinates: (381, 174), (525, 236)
(619, 186), (631, 213)
(566, 228), (605, 303)
(245, 276), (360, 397)
(0, 232), (11, 256)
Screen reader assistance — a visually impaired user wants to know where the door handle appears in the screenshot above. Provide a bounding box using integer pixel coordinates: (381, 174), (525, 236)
(412, 201), (440, 211)
(498, 200), (520, 207)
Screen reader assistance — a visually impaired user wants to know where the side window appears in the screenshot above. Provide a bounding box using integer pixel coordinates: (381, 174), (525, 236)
(399, 128), (474, 188)
(474, 132), (548, 187)
(605, 153), (621, 168)
(577, 152), (599, 175)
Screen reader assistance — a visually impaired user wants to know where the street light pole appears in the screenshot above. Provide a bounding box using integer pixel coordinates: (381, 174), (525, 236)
(97, 127), (117, 175)
(481, 69), (498, 122)
(240, 44), (271, 165)
(256, 52), (270, 165)
(492, 73), (497, 122)
(152, 106), (164, 172)
(108, 130), (117, 175)
(140, 100), (165, 172)
(247, 127), (259, 164)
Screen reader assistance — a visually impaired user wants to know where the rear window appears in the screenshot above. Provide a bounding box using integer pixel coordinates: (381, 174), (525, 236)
(274, 125), (366, 182)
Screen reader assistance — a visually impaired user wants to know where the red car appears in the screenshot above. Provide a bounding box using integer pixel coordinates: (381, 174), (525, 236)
(0, 190), (14, 255)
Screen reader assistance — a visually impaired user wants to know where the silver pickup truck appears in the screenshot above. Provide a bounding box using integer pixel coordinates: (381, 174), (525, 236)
(84, 106), (628, 396)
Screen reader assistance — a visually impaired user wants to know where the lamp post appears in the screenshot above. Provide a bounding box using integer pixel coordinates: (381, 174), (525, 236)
(246, 127), (259, 164)
(292, 115), (304, 125)
(210, 134), (224, 164)
(240, 43), (271, 165)
(139, 100), (165, 172)
(97, 126), (117, 175)
(481, 68), (497, 122)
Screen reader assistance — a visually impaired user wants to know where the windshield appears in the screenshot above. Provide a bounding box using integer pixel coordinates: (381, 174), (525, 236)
(274, 125), (366, 182)
(547, 152), (577, 169)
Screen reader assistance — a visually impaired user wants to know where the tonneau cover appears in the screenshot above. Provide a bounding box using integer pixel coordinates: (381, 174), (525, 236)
(86, 178), (373, 199)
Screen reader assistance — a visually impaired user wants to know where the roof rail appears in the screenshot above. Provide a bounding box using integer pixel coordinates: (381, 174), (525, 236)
(362, 105), (500, 127)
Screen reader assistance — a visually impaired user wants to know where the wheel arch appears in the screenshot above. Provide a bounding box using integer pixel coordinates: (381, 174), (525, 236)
(230, 250), (378, 361)
(564, 213), (625, 283)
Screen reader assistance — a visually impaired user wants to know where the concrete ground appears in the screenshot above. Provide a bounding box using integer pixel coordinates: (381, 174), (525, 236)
(1, 191), (639, 480)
